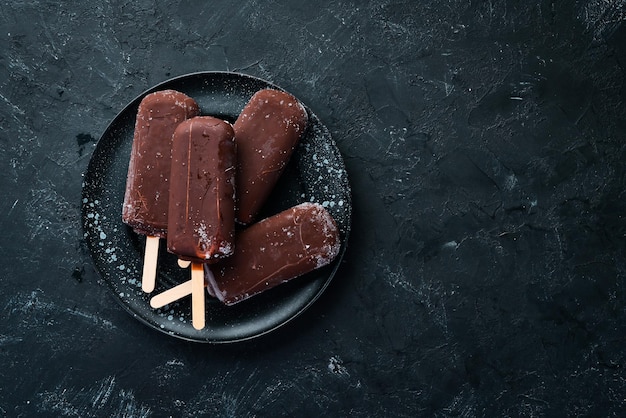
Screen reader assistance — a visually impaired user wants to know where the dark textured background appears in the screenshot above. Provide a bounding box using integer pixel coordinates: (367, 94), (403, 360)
(1, 0), (625, 416)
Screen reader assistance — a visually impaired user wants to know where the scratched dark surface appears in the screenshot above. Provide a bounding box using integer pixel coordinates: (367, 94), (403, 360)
(1, 0), (625, 416)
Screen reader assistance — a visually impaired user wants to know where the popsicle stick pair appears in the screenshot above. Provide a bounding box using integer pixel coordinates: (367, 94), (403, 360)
(141, 240), (205, 330)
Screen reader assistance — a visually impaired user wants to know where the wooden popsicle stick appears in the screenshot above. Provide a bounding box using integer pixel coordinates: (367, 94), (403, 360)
(177, 259), (191, 268)
(149, 280), (193, 309)
(191, 262), (205, 330)
(141, 236), (160, 293)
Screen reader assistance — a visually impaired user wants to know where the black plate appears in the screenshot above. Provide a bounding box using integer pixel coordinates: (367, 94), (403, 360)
(81, 72), (351, 343)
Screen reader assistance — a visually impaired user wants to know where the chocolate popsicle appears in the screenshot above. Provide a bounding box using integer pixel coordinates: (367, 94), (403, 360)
(122, 90), (200, 292)
(167, 116), (237, 263)
(233, 89), (308, 224)
(206, 202), (341, 306)
(166, 116), (237, 330)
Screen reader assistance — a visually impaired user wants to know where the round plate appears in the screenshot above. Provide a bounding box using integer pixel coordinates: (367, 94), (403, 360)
(81, 72), (351, 343)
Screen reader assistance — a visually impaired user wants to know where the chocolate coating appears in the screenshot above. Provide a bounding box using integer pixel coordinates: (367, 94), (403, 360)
(167, 116), (237, 263)
(233, 89), (308, 224)
(206, 202), (341, 305)
(122, 90), (200, 237)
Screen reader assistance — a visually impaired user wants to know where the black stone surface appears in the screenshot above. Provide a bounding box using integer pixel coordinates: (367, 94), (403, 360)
(1, 0), (625, 416)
